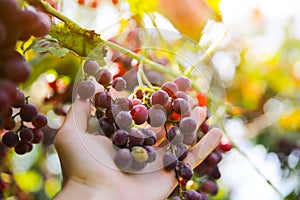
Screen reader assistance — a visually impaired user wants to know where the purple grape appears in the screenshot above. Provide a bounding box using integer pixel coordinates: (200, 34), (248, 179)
(175, 91), (188, 101)
(179, 162), (193, 180)
(115, 111), (132, 129)
(114, 148), (133, 170)
(112, 129), (129, 148)
(129, 160), (146, 171)
(20, 104), (38, 122)
(2, 131), (19, 148)
(143, 146), (157, 163)
(2, 117), (15, 130)
(129, 129), (144, 147)
(174, 76), (191, 92)
(200, 121), (210, 134)
(172, 98), (190, 115)
(1, 57), (30, 83)
(19, 9), (39, 41)
(14, 141), (32, 155)
(11, 88), (25, 108)
(98, 118), (115, 137)
(115, 97), (133, 111)
(141, 128), (157, 146)
(162, 152), (178, 170)
(105, 107), (115, 123)
(170, 196), (181, 200)
(112, 77), (126, 91)
(31, 11), (52, 38)
(83, 60), (100, 76)
(0, 79), (17, 100)
(0, 106), (12, 119)
(211, 166), (221, 179)
(145, 70), (164, 86)
(151, 90), (169, 106)
(147, 106), (166, 127)
(205, 152), (222, 166)
(200, 180), (218, 195)
(163, 101), (173, 117)
(20, 128), (34, 142)
(167, 126), (183, 145)
(77, 80), (95, 99)
(179, 117), (197, 134)
(175, 143), (188, 161)
(183, 132), (196, 145)
(184, 190), (203, 200)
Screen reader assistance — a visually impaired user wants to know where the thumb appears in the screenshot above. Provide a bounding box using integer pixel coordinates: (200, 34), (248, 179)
(55, 98), (91, 147)
(185, 128), (222, 168)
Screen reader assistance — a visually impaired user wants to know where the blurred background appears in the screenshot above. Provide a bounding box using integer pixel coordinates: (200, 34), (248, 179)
(1, 0), (300, 199)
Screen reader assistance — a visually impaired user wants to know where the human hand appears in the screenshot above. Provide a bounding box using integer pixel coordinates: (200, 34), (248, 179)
(53, 98), (222, 200)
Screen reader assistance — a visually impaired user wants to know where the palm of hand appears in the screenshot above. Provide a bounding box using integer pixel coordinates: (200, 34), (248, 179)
(54, 99), (222, 200)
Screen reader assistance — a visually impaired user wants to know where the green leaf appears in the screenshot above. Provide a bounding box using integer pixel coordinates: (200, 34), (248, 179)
(49, 23), (107, 66)
(26, 36), (69, 58)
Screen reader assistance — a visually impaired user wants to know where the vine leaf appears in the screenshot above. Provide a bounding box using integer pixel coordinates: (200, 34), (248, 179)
(25, 36), (69, 58)
(49, 23), (107, 65)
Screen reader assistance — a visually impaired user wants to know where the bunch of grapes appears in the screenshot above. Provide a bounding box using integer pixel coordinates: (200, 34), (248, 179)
(76, 56), (232, 199)
(0, 0), (51, 154)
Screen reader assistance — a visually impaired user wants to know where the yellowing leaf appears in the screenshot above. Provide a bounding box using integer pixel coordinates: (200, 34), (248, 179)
(50, 23), (107, 65)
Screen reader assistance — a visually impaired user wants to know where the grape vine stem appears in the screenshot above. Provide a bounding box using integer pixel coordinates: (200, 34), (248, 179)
(27, 0), (199, 90)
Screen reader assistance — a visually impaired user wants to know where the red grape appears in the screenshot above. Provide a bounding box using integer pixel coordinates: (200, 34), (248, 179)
(32, 113), (48, 128)
(130, 105), (148, 125)
(94, 92), (112, 108)
(151, 90), (169, 106)
(162, 81), (178, 97)
(31, 128), (44, 144)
